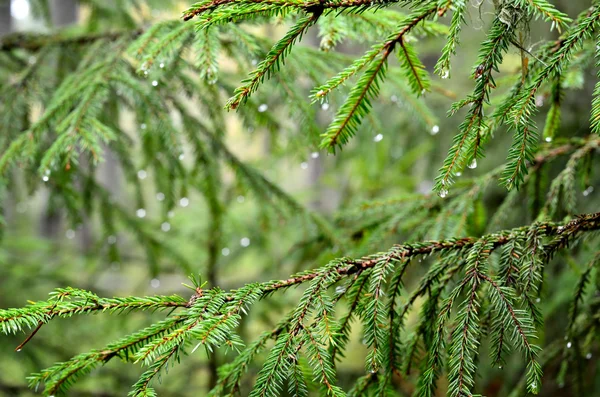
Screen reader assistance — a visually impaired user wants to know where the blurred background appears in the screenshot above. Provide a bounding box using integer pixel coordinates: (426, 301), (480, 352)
(0, 0), (599, 395)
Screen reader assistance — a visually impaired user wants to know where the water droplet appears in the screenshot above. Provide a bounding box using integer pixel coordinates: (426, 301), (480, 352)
(107, 235), (117, 245)
(311, 152), (319, 159)
(16, 348), (22, 352)
(439, 188), (448, 198)
(240, 237), (250, 247)
(156, 192), (165, 201)
(498, 365), (503, 369)
(150, 278), (160, 288)
(168, 211), (175, 218)
(179, 197), (189, 207)
(441, 69), (450, 79)
(140, 62), (148, 71)
(535, 95), (544, 107)
(321, 103), (330, 111)
(535, 297), (541, 303)
(300, 162), (308, 170)
(373, 134), (383, 142)
(530, 381), (538, 393)
(468, 159), (478, 169)
(335, 286), (346, 294)
(152, 80), (158, 87)
(420, 89), (426, 95)
(136, 208), (146, 218)
(28, 56), (36, 65)
(161, 222), (171, 232)
(456, 172), (462, 177)
(567, 342), (572, 348)
(178, 153), (185, 161)
(257, 104), (268, 113)
(42, 175), (49, 182)
(370, 369), (377, 374)
(143, 70), (148, 77)
(137, 169), (147, 180)
(65, 229), (75, 239)
(583, 186), (594, 196)
(557, 226), (565, 233)
(237, 195), (245, 203)
(140, 123), (147, 130)
(586, 353), (592, 359)
(159, 62), (165, 69)
(431, 125), (440, 135)
(251, 59), (258, 66)
(222, 247), (230, 256)
(545, 137), (552, 142)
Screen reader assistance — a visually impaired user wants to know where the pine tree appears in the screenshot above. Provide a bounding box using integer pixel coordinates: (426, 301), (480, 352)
(1, 0), (599, 396)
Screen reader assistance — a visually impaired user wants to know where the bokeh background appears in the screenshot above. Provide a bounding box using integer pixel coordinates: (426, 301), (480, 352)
(0, 0), (598, 395)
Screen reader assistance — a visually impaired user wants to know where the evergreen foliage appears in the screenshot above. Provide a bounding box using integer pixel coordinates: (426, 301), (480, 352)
(1, 0), (600, 396)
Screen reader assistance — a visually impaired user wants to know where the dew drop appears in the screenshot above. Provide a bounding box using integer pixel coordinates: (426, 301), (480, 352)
(66, 229), (75, 239)
(431, 125), (440, 135)
(441, 69), (450, 79)
(439, 188), (448, 198)
(151, 80), (158, 87)
(28, 56), (36, 65)
(535, 297), (541, 303)
(456, 172), (462, 177)
(586, 353), (592, 359)
(567, 342), (572, 348)
(16, 348), (22, 352)
(156, 192), (165, 201)
(159, 62), (165, 69)
(137, 169), (147, 180)
(321, 103), (330, 111)
(179, 197), (189, 207)
(468, 159), (478, 169)
(311, 152), (319, 159)
(373, 134), (383, 142)
(498, 365), (503, 369)
(530, 381), (538, 393)
(240, 237), (250, 247)
(421, 89), (426, 95)
(178, 153), (185, 161)
(140, 123), (147, 130)
(143, 70), (148, 77)
(237, 195), (245, 203)
(251, 59), (258, 66)
(42, 175), (49, 182)
(390, 94), (398, 103)
(535, 95), (544, 107)
(107, 235), (117, 245)
(222, 247), (230, 256)
(161, 222), (171, 232)
(300, 162), (308, 170)
(136, 208), (146, 218)
(150, 278), (160, 288)
(545, 137), (552, 142)
(583, 186), (594, 196)
(257, 104), (268, 113)
(335, 286), (346, 294)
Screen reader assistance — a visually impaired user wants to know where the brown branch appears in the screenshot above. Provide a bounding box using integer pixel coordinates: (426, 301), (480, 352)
(0, 29), (142, 52)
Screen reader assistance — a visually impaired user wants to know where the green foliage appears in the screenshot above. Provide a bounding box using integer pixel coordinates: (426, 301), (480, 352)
(1, 0), (600, 396)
